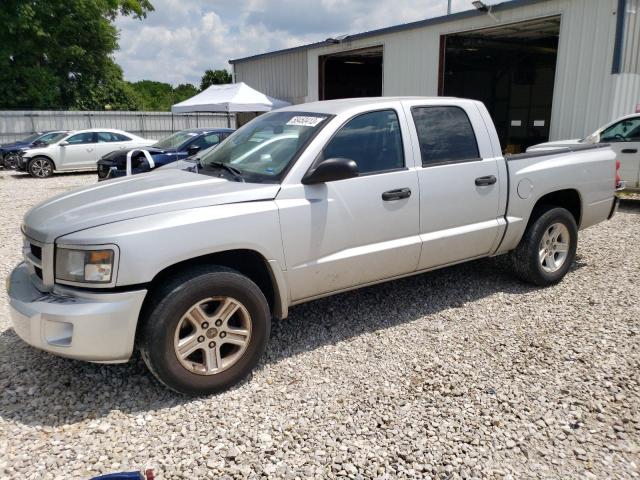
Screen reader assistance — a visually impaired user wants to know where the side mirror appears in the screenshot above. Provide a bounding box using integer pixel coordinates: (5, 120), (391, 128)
(187, 145), (201, 156)
(301, 158), (359, 185)
(59, 141), (69, 146)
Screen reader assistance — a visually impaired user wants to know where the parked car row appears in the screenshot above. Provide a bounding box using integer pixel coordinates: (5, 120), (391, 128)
(2, 127), (235, 179)
(0, 130), (69, 169)
(97, 128), (234, 180)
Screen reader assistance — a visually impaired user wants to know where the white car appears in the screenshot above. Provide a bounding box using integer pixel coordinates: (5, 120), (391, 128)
(528, 113), (640, 191)
(19, 128), (155, 178)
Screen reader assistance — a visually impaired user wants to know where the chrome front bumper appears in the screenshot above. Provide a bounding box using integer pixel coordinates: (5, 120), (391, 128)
(7, 262), (147, 363)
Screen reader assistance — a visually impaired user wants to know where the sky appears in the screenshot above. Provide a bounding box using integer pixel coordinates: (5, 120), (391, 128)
(114, 0), (503, 86)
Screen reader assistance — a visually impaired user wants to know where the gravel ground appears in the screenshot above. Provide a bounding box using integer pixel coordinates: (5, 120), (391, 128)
(0, 169), (639, 479)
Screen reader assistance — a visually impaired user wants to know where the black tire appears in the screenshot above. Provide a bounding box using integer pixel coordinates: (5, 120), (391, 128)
(28, 156), (55, 178)
(4, 152), (19, 170)
(510, 206), (578, 286)
(139, 266), (271, 395)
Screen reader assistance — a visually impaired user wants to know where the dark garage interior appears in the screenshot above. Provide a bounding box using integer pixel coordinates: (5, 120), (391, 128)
(441, 16), (561, 152)
(319, 46), (383, 100)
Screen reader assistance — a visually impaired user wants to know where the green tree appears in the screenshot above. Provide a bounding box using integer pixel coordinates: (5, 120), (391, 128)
(173, 83), (199, 102)
(126, 81), (198, 111)
(0, 0), (153, 110)
(200, 69), (232, 90)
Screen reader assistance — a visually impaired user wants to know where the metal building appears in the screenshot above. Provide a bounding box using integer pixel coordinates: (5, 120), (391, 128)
(230, 0), (639, 151)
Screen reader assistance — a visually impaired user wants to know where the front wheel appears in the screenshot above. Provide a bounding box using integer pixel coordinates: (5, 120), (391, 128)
(139, 266), (271, 395)
(4, 152), (19, 169)
(510, 206), (578, 286)
(28, 157), (55, 178)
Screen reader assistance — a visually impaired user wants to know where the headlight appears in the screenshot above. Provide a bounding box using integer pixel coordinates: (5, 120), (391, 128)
(55, 247), (116, 285)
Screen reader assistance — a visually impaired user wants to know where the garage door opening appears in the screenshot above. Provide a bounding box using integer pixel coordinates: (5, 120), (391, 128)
(320, 46), (383, 100)
(441, 16), (560, 152)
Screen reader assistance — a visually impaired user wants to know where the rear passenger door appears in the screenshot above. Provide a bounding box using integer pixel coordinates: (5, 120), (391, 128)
(94, 132), (128, 160)
(404, 102), (503, 270)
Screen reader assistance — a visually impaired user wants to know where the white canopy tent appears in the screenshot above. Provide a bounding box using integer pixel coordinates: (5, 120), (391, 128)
(171, 82), (291, 126)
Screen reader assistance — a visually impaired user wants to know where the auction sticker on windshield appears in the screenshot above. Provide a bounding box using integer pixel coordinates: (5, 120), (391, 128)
(286, 116), (326, 127)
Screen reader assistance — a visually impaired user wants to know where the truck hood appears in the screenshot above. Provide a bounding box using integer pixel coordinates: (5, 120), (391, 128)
(23, 170), (280, 243)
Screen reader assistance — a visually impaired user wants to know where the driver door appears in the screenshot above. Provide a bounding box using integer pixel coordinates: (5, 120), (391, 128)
(59, 132), (97, 170)
(277, 108), (421, 302)
(600, 117), (640, 189)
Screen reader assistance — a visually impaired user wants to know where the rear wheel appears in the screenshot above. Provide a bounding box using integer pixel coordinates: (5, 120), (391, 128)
(510, 206), (578, 286)
(139, 266), (271, 395)
(28, 157), (54, 178)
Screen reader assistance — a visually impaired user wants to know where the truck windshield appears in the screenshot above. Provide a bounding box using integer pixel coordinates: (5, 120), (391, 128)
(198, 111), (331, 182)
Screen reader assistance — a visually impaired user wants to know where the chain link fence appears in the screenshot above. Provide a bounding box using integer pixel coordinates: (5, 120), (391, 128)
(0, 110), (237, 143)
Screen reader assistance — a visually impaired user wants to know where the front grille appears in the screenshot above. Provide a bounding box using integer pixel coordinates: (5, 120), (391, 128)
(30, 243), (42, 261)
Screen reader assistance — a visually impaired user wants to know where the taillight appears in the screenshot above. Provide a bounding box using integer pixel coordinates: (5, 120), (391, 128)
(615, 159), (621, 187)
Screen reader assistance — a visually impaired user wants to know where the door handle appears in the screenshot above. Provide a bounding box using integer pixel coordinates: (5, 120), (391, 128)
(621, 149), (638, 154)
(475, 175), (497, 186)
(382, 188), (411, 201)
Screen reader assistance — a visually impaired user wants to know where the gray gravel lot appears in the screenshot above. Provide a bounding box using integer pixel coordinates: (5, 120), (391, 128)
(0, 169), (639, 479)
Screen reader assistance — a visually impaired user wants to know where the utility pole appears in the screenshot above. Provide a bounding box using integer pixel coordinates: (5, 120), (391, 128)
(447, 0), (452, 14)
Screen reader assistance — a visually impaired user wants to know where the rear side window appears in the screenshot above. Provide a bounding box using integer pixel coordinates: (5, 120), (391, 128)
(322, 109), (404, 175)
(97, 132), (131, 142)
(114, 133), (132, 141)
(411, 106), (480, 166)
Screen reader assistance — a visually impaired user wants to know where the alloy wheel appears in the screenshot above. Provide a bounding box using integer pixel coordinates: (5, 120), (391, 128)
(538, 222), (570, 273)
(173, 296), (252, 375)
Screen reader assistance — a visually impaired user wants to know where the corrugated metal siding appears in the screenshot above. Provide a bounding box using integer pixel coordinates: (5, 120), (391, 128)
(550, 0), (618, 139)
(233, 50), (308, 104)
(622, 0), (639, 73)
(611, 0), (639, 120)
(307, 0), (624, 140)
(234, 0), (636, 140)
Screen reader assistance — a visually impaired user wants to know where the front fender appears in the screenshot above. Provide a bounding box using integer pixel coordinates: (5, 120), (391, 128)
(56, 201), (289, 307)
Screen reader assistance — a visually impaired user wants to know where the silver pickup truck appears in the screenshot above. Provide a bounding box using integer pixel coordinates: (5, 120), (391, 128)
(7, 97), (619, 395)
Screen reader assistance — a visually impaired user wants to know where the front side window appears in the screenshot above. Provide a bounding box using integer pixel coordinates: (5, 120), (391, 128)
(66, 132), (95, 145)
(412, 106), (480, 166)
(321, 109), (404, 174)
(600, 118), (640, 142)
(199, 111), (331, 182)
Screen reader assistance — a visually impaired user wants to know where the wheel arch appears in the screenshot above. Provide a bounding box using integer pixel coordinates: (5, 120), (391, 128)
(143, 249), (288, 320)
(526, 188), (582, 230)
(28, 154), (58, 170)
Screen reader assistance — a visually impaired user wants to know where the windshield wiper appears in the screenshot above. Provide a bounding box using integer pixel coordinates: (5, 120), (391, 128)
(207, 161), (245, 182)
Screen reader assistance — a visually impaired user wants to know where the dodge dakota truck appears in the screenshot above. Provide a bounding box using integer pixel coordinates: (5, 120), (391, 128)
(7, 97), (620, 395)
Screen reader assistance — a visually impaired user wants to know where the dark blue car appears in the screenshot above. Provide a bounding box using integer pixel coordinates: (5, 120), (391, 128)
(1, 130), (69, 169)
(96, 128), (234, 180)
